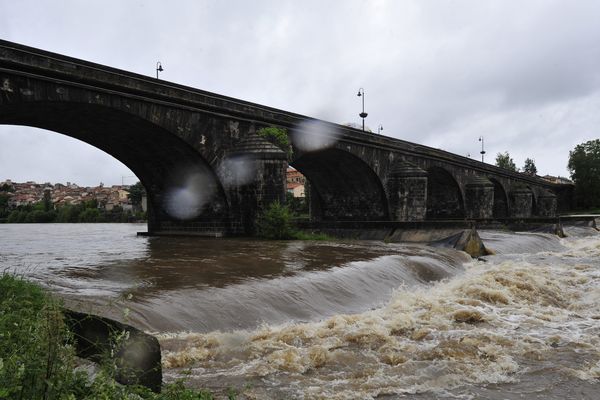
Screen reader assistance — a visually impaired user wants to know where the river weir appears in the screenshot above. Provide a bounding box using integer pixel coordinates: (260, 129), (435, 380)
(1, 223), (599, 398)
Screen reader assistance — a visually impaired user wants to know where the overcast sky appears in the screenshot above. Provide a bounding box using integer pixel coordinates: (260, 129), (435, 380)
(1, 0), (599, 186)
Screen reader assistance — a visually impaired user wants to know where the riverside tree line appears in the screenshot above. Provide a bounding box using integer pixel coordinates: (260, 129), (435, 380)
(494, 139), (600, 210)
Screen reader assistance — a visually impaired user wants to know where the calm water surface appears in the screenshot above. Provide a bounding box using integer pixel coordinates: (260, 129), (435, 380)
(1, 223), (599, 399)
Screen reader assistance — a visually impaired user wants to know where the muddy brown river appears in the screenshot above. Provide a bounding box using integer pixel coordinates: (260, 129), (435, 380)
(1, 223), (599, 399)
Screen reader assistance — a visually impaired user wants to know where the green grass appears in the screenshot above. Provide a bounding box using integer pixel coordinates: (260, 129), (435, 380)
(255, 202), (332, 241)
(0, 273), (225, 400)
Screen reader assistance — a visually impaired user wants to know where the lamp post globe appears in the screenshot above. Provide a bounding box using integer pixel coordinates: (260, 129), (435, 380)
(156, 61), (164, 79)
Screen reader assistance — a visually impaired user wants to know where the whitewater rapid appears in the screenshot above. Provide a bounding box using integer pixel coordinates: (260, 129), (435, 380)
(158, 227), (600, 399)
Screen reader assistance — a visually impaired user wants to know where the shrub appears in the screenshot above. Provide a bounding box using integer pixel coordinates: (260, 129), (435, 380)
(0, 273), (77, 399)
(78, 208), (101, 223)
(7, 210), (26, 223)
(55, 204), (81, 223)
(257, 126), (292, 159)
(256, 201), (295, 239)
(256, 202), (331, 240)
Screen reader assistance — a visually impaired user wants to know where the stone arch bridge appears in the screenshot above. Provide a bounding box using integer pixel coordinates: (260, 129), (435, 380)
(0, 40), (572, 235)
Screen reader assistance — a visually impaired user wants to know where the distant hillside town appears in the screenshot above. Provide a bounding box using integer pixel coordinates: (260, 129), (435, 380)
(2, 167), (305, 210)
(0, 179), (147, 223)
(0, 169), (307, 223)
(0, 179), (145, 212)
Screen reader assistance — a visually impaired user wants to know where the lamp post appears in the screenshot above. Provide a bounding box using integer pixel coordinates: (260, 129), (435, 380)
(156, 61), (164, 79)
(377, 124), (383, 135)
(478, 136), (486, 163)
(356, 88), (368, 132)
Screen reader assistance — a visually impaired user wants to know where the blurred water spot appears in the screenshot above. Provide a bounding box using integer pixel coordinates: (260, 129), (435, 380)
(164, 168), (215, 220)
(292, 120), (340, 152)
(217, 155), (256, 188)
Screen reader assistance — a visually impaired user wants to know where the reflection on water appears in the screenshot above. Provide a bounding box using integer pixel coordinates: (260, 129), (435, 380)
(2, 223), (600, 399)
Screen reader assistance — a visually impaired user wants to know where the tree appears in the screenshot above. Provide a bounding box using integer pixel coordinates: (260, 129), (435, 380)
(568, 139), (600, 209)
(128, 181), (146, 207)
(255, 201), (295, 239)
(42, 190), (53, 212)
(495, 151), (517, 171)
(0, 183), (14, 192)
(523, 158), (537, 175)
(0, 193), (9, 219)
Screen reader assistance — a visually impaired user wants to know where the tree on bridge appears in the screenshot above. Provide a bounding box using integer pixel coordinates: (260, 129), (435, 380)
(523, 158), (537, 175)
(495, 151), (517, 172)
(257, 126), (292, 158)
(568, 139), (600, 209)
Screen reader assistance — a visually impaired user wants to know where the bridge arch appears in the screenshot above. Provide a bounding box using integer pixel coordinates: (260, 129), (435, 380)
(291, 148), (389, 220)
(426, 167), (465, 219)
(0, 101), (230, 233)
(489, 178), (509, 218)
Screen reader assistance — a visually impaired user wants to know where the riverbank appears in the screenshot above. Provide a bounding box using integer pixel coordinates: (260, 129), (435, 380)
(0, 273), (225, 399)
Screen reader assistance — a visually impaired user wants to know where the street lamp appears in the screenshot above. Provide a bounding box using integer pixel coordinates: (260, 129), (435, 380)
(156, 61), (164, 79)
(356, 88), (368, 132)
(478, 136), (486, 163)
(377, 124), (383, 135)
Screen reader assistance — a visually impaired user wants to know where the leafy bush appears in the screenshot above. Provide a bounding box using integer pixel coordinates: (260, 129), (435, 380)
(7, 210), (27, 223)
(56, 204), (80, 222)
(256, 201), (295, 239)
(24, 209), (56, 223)
(78, 208), (102, 223)
(256, 202), (331, 240)
(0, 273), (78, 399)
(257, 126), (292, 158)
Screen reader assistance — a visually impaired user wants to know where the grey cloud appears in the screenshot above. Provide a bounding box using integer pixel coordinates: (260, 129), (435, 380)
(1, 0), (600, 184)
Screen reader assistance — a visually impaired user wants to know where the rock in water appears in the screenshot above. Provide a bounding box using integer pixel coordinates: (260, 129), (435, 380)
(64, 309), (162, 392)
